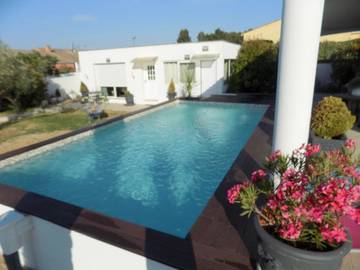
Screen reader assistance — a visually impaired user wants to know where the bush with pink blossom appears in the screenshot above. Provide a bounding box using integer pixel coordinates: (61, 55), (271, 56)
(227, 139), (360, 251)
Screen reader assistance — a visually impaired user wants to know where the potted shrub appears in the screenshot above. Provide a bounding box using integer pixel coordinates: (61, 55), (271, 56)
(80, 82), (89, 103)
(167, 79), (177, 100)
(184, 71), (194, 98)
(311, 96), (355, 150)
(124, 90), (134, 105)
(227, 141), (359, 270)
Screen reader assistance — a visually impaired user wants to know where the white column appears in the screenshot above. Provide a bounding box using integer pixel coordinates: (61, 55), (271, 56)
(273, 0), (325, 154)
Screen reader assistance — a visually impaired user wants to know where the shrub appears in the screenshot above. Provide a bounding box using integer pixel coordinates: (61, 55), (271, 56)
(330, 39), (360, 87)
(167, 79), (176, 94)
(0, 43), (49, 112)
(311, 96), (355, 139)
(227, 140), (360, 251)
(124, 89), (133, 97)
(228, 40), (278, 93)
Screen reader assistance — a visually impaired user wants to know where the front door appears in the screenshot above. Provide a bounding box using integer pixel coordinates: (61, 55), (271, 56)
(144, 64), (158, 100)
(200, 60), (217, 97)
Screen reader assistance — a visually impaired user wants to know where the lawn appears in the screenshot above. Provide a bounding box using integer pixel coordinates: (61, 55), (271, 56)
(0, 109), (125, 154)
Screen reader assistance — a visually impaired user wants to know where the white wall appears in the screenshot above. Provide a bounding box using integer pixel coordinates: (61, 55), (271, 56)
(0, 206), (174, 270)
(46, 72), (81, 99)
(79, 41), (240, 104)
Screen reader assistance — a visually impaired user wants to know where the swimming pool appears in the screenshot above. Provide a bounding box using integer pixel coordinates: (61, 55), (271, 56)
(0, 102), (267, 238)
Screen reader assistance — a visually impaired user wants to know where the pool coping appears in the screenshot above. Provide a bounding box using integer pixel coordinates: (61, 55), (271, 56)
(0, 99), (179, 163)
(0, 98), (274, 270)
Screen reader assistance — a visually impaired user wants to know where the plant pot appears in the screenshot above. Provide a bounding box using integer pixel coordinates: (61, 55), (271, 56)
(167, 92), (176, 100)
(125, 96), (134, 105)
(310, 131), (346, 151)
(254, 217), (352, 270)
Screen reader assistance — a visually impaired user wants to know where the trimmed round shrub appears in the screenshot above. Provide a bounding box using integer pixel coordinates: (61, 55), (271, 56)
(311, 96), (356, 139)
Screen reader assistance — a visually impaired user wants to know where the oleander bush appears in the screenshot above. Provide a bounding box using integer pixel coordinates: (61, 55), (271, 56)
(311, 96), (356, 139)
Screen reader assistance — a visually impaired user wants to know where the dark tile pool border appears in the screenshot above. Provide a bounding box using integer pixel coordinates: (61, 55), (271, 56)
(0, 97), (274, 270)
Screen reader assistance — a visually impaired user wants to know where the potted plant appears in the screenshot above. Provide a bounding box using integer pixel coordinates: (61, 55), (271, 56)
(184, 70), (194, 98)
(124, 89), (134, 105)
(167, 79), (177, 100)
(227, 140), (359, 270)
(311, 96), (355, 150)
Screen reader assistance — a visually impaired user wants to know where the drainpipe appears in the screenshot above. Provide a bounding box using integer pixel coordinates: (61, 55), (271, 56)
(0, 211), (32, 270)
(273, 0), (325, 155)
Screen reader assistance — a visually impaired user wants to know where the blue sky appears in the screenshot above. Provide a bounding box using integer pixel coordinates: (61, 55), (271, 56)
(0, 0), (282, 50)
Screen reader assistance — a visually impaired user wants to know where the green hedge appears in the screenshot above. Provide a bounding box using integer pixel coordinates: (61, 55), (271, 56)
(227, 40), (278, 93)
(228, 38), (360, 94)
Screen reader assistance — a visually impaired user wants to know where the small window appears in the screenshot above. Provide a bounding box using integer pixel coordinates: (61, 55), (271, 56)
(147, 65), (156, 80)
(180, 63), (195, 83)
(115, 87), (126, 97)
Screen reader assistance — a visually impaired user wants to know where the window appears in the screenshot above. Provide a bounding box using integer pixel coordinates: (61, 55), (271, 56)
(180, 63), (195, 83)
(101, 86), (127, 97)
(224, 59), (233, 81)
(164, 62), (178, 84)
(147, 65), (156, 80)
(115, 87), (126, 97)
(101, 86), (114, 97)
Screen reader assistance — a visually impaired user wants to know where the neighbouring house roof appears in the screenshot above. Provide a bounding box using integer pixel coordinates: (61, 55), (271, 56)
(243, 14), (360, 43)
(34, 45), (78, 64)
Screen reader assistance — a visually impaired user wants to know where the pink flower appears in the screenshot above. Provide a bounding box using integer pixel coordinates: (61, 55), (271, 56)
(251, 169), (266, 182)
(267, 198), (278, 211)
(227, 184), (241, 204)
(305, 144), (321, 157)
(265, 150), (282, 162)
(321, 225), (347, 243)
(307, 207), (324, 223)
(343, 166), (360, 178)
(282, 168), (297, 181)
(279, 222), (303, 240)
(344, 138), (356, 151)
(291, 191), (303, 202)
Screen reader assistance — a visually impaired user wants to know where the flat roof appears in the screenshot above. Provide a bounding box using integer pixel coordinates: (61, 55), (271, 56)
(78, 40), (240, 53)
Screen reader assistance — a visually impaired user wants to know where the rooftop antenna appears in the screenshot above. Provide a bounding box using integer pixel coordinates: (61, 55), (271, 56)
(132, 36), (136, 47)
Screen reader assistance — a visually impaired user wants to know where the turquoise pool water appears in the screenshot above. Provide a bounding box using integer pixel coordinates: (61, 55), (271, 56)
(0, 102), (267, 238)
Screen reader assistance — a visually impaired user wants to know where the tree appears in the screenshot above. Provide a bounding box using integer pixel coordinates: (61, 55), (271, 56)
(197, 28), (243, 44)
(16, 51), (57, 75)
(177, 29), (191, 43)
(0, 42), (54, 112)
(228, 40), (278, 93)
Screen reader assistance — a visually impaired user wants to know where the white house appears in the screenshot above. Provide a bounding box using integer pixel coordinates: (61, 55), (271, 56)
(78, 41), (240, 104)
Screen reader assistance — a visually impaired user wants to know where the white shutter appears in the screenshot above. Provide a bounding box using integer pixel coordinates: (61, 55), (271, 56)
(95, 63), (127, 87)
(164, 62), (178, 84)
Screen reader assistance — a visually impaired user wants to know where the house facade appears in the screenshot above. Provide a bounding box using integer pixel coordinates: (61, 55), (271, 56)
(243, 19), (360, 43)
(78, 41), (240, 104)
